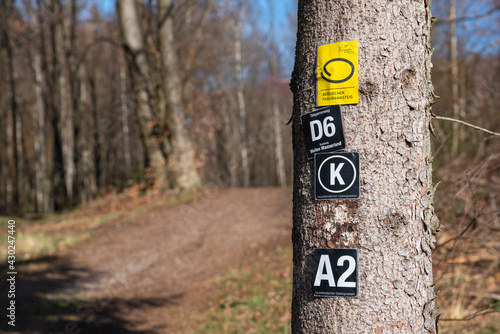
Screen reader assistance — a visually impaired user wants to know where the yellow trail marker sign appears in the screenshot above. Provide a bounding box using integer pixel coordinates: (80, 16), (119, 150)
(317, 40), (359, 106)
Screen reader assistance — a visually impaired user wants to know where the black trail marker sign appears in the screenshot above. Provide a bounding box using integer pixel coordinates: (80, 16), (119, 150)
(315, 152), (360, 200)
(313, 248), (359, 298)
(301, 106), (346, 159)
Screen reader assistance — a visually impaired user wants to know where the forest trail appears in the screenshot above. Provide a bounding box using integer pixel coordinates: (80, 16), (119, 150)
(7, 187), (292, 333)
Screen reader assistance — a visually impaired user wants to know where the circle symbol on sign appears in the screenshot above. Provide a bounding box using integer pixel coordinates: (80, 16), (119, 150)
(318, 155), (356, 193)
(320, 58), (355, 84)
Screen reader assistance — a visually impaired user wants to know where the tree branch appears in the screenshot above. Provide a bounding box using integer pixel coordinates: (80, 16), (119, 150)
(435, 217), (476, 250)
(439, 309), (500, 322)
(434, 5), (500, 26)
(432, 115), (500, 137)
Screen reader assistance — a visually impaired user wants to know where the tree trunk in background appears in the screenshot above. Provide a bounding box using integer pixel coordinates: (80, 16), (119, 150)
(38, 0), (56, 212)
(234, 28), (250, 187)
(0, 111), (6, 212)
(450, 0), (460, 155)
(272, 100), (286, 186)
(158, 0), (200, 190)
(77, 64), (98, 203)
(269, 43), (286, 187)
(57, 8), (75, 201)
(2, 0), (20, 214)
(33, 52), (49, 213)
(120, 63), (132, 171)
(117, 0), (169, 189)
(267, 3), (286, 187)
(290, 1), (439, 332)
(48, 0), (69, 210)
(220, 101), (239, 187)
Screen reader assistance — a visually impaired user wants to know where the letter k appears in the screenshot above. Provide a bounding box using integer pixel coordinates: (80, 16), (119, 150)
(330, 163), (345, 185)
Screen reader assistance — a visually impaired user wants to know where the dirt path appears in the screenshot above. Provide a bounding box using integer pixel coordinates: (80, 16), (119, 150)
(25, 187), (292, 333)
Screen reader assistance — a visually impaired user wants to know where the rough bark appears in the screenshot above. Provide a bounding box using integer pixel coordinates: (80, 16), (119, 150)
(290, 1), (439, 333)
(158, 0), (201, 190)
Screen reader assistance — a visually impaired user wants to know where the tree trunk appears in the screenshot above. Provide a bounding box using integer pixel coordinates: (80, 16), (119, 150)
(57, 16), (75, 201)
(158, 0), (200, 190)
(120, 63), (132, 171)
(117, 0), (169, 188)
(76, 64), (98, 203)
(234, 28), (250, 187)
(38, 0), (56, 212)
(219, 101), (239, 187)
(272, 100), (286, 186)
(33, 52), (48, 213)
(290, 1), (439, 333)
(450, 0), (460, 155)
(59, 0), (78, 201)
(2, 0), (20, 214)
(48, 0), (68, 210)
(269, 43), (286, 187)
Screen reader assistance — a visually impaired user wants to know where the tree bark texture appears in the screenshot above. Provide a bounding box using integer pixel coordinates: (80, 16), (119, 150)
(290, 1), (438, 333)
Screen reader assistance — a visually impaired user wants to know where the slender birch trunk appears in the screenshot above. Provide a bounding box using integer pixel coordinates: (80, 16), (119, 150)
(234, 29), (250, 187)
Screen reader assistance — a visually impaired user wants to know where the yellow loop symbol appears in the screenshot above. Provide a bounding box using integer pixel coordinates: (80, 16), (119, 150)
(320, 58), (355, 84)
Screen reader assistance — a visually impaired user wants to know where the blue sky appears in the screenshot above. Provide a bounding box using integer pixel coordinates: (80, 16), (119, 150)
(431, 0), (500, 56)
(88, 0), (498, 67)
(89, 0), (298, 74)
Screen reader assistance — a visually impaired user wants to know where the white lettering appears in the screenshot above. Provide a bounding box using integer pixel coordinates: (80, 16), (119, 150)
(323, 116), (336, 137)
(314, 254), (335, 287)
(330, 163), (345, 185)
(310, 120), (323, 141)
(337, 255), (356, 288)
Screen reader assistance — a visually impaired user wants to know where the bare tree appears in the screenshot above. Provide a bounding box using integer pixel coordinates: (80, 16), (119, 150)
(1, 0), (20, 214)
(225, 1), (250, 187)
(158, 0), (200, 189)
(290, 1), (439, 332)
(450, 0), (461, 155)
(56, 0), (76, 200)
(119, 61), (132, 171)
(33, 51), (49, 212)
(117, 0), (169, 188)
(267, 4), (286, 187)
